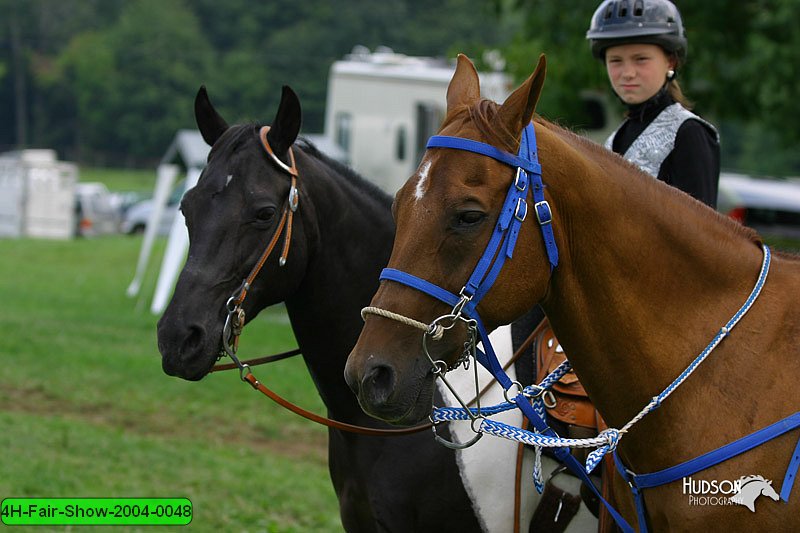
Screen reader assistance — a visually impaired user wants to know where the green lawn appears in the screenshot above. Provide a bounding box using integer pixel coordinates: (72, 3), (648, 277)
(0, 236), (342, 532)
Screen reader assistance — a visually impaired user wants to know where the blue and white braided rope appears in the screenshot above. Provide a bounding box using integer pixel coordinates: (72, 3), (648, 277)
(431, 245), (771, 489)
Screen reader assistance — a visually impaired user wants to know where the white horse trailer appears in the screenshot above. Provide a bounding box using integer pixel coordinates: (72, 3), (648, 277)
(323, 48), (512, 194)
(0, 149), (77, 239)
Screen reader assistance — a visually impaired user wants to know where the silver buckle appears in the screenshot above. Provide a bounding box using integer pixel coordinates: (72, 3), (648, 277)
(288, 185), (299, 212)
(534, 200), (552, 225)
(514, 168), (527, 192)
(514, 198), (528, 222)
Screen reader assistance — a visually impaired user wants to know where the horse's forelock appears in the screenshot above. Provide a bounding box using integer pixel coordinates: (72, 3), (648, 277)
(196, 124), (261, 196)
(467, 100), (519, 153)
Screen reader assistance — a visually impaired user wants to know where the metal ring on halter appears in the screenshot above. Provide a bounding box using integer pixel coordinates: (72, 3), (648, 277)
(525, 383), (547, 399)
(430, 359), (449, 377)
(470, 415), (485, 434)
(543, 390), (557, 409)
(423, 311), (470, 344)
(238, 363), (252, 383)
(226, 295), (240, 313)
(288, 185), (299, 212)
(503, 380), (524, 403)
(431, 419), (483, 450)
(524, 384), (557, 408)
(222, 313), (237, 357)
(429, 313), (463, 334)
(452, 292), (472, 317)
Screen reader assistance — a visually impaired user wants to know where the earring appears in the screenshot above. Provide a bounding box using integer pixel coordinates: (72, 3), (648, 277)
(667, 69), (675, 80)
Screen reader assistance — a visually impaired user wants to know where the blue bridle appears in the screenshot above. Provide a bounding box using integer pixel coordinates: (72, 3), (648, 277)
(378, 123), (557, 386)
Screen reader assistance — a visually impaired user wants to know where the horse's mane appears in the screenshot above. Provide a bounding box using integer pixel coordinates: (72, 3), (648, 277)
(539, 120), (763, 246)
(465, 98), (761, 248)
(295, 136), (393, 210)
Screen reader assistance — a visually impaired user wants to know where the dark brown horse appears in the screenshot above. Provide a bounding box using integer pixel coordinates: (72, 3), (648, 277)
(345, 54), (800, 531)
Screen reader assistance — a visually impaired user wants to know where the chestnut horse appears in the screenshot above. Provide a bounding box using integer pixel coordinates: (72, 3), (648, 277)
(345, 54), (800, 531)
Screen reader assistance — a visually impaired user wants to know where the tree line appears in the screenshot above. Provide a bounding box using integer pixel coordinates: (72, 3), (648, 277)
(1, 0), (798, 175)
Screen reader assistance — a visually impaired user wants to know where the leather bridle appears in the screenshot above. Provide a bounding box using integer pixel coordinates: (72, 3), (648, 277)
(220, 126), (298, 360)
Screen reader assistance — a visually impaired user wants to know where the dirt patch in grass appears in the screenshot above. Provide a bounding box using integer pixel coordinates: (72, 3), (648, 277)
(0, 383), (329, 465)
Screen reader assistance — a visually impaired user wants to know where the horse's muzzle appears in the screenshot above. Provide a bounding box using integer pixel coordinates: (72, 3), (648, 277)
(157, 317), (217, 381)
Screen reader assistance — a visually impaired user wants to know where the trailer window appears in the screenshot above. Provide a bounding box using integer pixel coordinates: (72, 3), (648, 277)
(415, 103), (444, 164)
(396, 126), (407, 161)
(335, 112), (352, 153)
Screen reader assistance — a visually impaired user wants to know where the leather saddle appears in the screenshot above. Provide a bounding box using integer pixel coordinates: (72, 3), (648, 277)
(529, 318), (617, 533)
(533, 318), (603, 430)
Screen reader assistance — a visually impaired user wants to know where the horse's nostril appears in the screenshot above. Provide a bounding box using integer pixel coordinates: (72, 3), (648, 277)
(180, 324), (206, 357)
(362, 363), (396, 406)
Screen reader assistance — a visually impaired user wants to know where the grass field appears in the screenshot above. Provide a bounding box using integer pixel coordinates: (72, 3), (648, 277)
(0, 236), (342, 532)
(80, 167), (157, 194)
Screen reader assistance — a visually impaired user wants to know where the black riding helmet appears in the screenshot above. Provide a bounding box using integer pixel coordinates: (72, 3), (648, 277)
(586, 0), (687, 61)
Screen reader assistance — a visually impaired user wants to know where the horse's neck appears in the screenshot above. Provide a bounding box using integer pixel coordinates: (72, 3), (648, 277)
(540, 131), (763, 429)
(285, 154), (394, 418)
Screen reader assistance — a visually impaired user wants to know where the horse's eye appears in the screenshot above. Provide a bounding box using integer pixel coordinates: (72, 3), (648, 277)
(255, 206), (276, 222)
(456, 210), (486, 227)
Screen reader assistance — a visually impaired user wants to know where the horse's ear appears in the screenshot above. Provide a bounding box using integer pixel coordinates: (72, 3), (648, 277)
(496, 54), (547, 136)
(446, 54), (481, 112)
(194, 85), (229, 146)
(266, 85), (302, 157)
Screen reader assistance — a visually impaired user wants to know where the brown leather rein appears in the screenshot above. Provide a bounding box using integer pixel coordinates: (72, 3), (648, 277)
(214, 324), (540, 437)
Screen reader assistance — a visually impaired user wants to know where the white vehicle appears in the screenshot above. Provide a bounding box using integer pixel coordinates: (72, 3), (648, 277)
(74, 182), (121, 237)
(323, 47), (511, 194)
(718, 172), (800, 240)
(121, 180), (185, 236)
